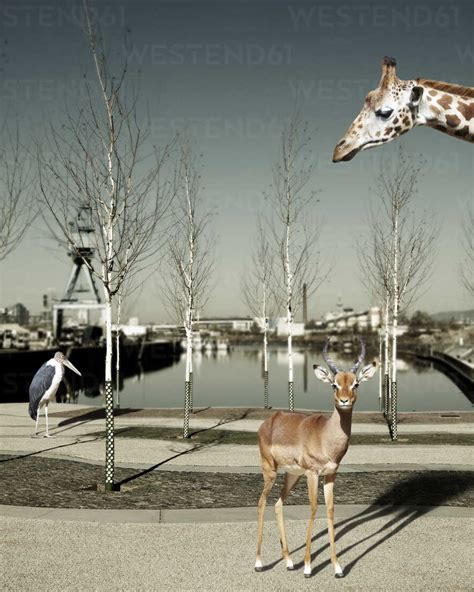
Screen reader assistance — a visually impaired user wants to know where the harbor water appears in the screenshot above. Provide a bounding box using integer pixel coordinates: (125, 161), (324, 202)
(74, 345), (472, 412)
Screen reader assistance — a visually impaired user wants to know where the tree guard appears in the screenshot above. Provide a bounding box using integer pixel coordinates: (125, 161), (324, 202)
(104, 381), (115, 490)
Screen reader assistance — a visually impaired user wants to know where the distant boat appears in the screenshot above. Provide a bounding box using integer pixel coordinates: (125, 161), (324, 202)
(180, 332), (203, 352)
(202, 338), (230, 352)
(396, 359), (409, 372)
(216, 339), (230, 351)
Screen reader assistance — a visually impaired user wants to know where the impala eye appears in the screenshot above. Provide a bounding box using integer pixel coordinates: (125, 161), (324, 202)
(375, 108), (393, 120)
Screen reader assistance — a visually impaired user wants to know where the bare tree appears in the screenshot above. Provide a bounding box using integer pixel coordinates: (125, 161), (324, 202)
(162, 140), (214, 438)
(38, 3), (175, 489)
(460, 203), (474, 297)
(0, 126), (33, 260)
(359, 151), (436, 439)
(357, 227), (392, 416)
(241, 215), (276, 409)
(267, 114), (323, 411)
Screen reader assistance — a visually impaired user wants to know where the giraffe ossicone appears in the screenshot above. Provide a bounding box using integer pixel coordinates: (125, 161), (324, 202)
(333, 56), (474, 163)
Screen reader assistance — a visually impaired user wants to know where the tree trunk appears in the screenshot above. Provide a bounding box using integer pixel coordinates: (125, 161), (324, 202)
(287, 305), (294, 411)
(115, 296), (122, 408)
(104, 294), (115, 490)
(189, 322), (193, 412)
(183, 309), (193, 438)
(383, 297), (391, 419)
(378, 329), (383, 411)
(263, 318), (269, 409)
(262, 285), (269, 409)
(285, 216), (294, 411)
(390, 207), (399, 441)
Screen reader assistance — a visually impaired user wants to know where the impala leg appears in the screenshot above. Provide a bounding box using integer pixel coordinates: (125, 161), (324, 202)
(303, 471), (319, 577)
(324, 473), (343, 577)
(255, 463), (277, 571)
(274, 472), (301, 570)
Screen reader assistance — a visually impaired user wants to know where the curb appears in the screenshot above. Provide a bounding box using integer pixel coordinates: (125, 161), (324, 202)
(0, 503), (471, 524)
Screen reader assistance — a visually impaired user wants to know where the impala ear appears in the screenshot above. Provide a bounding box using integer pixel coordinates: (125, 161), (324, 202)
(357, 362), (378, 383)
(313, 364), (333, 384)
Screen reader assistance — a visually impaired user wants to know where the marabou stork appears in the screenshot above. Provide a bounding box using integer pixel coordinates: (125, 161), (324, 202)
(28, 352), (81, 437)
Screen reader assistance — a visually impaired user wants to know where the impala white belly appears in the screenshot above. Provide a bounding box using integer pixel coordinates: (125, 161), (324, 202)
(319, 461), (338, 475)
(281, 464), (306, 476)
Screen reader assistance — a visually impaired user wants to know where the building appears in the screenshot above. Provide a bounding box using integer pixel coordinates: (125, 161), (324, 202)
(0, 303), (30, 326)
(276, 318), (305, 337)
(195, 317), (254, 332)
(0, 323), (31, 349)
(324, 306), (381, 332)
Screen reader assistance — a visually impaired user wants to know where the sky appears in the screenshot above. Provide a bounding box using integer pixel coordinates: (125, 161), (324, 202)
(0, 0), (473, 323)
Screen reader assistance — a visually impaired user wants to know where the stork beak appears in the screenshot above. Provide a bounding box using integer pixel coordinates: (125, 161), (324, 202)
(64, 359), (82, 376)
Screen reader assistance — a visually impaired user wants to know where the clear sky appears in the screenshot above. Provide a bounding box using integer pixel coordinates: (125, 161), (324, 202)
(0, 0), (473, 322)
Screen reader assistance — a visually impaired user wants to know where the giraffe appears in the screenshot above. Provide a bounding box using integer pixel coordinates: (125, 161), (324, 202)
(333, 56), (474, 162)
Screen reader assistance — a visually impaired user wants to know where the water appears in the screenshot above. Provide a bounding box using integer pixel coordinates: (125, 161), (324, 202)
(76, 345), (472, 412)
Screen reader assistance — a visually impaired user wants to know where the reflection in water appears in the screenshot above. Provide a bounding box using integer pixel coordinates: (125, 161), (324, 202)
(303, 351), (308, 393)
(72, 345), (472, 412)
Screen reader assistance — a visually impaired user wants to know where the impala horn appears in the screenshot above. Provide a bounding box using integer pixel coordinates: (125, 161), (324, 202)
(323, 338), (339, 375)
(350, 337), (366, 374)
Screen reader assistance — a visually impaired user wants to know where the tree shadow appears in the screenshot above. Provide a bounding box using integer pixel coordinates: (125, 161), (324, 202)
(187, 408), (251, 438)
(261, 471), (473, 576)
(115, 441), (219, 488)
(55, 408), (140, 427)
(0, 435), (104, 463)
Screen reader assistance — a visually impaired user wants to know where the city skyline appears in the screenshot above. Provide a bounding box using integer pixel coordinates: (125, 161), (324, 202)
(1, 0), (473, 323)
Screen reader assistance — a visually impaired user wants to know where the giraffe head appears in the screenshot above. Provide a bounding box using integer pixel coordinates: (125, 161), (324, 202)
(333, 57), (423, 162)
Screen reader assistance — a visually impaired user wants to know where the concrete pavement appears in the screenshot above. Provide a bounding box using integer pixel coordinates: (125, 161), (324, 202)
(1, 402), (473, 591)
(2, 509), (472, 591)
(1, 403), (473, 470)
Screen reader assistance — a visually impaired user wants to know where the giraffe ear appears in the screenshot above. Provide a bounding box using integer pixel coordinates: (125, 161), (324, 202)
(409, 86), (423, 107)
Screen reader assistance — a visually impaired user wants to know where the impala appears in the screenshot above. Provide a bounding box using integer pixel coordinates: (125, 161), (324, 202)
(255, 338), (377, 578)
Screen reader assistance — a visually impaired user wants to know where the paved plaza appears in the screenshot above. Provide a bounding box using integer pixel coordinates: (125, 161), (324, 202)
(1, 403), (473, 591)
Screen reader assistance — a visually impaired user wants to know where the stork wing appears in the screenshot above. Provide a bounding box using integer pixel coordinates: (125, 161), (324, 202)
(28, 363), (56, 420)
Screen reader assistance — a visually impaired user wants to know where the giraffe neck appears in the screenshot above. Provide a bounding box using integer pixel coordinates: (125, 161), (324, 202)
(414, 79), (474, 142)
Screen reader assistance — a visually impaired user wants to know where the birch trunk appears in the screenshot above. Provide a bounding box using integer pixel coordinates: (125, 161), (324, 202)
(183, 314), (192, 438)
(378, 329), (383, 411)
(285, 217), (294, 411)
(383, 295), (391, 417)
(103, 291), (115, 489)
(104, 294), (113, 382)
(262, 285), (269, 408)
(390, 204), (399, 440)
(115, 295), (122, 408)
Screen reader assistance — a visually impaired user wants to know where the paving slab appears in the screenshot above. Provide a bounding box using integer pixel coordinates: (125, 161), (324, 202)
(1, 511), (472, 591)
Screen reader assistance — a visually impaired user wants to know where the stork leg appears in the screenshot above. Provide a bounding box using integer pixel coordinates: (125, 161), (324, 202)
(44, 404), (52, 437)
(34, 408), (41, 437)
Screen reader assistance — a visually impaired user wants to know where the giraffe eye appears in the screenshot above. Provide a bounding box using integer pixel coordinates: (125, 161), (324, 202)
(375, 108), (393, 120)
